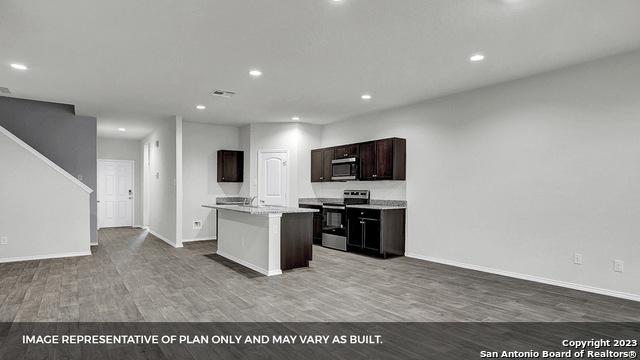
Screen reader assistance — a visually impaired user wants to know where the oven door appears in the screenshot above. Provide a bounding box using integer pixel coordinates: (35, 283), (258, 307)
(322, 205), (347, 251)
(332, 157), (358, 181)
(322, 205), (346, 236)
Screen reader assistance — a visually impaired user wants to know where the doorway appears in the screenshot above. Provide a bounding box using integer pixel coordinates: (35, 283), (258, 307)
(97, 159), (134, 228)
(257, 150), (289, 206)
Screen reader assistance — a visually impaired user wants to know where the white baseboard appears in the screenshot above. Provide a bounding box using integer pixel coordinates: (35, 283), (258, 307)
(405, 253), (640, 302)
(148, 229), (183, 248)
(182, 236), (217, 243)
(0, 250), (92, 264)
(216, 250), (280, 276)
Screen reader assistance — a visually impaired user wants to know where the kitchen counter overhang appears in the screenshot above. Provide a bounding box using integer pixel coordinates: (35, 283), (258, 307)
(202, 204), (318, 215)
(202, 204), (318, 276)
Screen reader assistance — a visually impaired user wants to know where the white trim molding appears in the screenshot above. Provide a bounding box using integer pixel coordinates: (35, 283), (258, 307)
(0, 251), (92, 264)
(405, 253), (640, 302)
(182, 236), (216, 243)
(148, 229), (183, 248)
(0, 124), (93, 193)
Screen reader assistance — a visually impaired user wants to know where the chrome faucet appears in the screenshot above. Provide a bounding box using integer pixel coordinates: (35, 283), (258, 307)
(243, 196), (257, 206)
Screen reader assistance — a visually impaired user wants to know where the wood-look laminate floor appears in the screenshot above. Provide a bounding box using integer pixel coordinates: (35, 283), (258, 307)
(1, 227), (639, 322)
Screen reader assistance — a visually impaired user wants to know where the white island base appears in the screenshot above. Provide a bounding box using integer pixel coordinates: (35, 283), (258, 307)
(216, 211), (285, 276)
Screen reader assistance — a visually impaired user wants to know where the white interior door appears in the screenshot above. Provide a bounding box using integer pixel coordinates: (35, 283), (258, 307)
(98, 160), (134, 228)
(258, 150), (289, 206)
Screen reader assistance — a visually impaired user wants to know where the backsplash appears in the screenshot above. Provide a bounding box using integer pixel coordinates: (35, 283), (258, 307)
(309, 180), (406, 201)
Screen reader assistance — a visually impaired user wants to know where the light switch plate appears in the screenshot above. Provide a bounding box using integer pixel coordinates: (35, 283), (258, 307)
(614, 260), (624, 273)
(573, 253), (583, 265)
(0, 236), (7, 245)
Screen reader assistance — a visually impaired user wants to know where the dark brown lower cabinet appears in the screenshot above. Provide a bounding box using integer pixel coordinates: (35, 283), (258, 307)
(280, 213), (313, 270)
(299, 204), (323, 245)
(347, 208), (405, 258)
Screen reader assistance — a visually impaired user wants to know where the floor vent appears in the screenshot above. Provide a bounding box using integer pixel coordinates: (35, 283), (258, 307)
(0, 87), (11, 94)
(211, 89), (236, 98)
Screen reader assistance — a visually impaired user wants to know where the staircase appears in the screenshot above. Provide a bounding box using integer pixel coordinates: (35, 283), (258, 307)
(0, 125), (93, 263)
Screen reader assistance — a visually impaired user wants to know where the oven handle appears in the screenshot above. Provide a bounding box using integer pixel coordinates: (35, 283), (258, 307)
(323, 205), (346, 210)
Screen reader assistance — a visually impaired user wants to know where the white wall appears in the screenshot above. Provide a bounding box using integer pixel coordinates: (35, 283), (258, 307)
(97, 137), (143, 226)
(142, 118), (178, 246)
(318, 50), (640, 298)
(0, 127), (91, 262)
(182, 121), (241, 241)
(248, 123), (322, 206)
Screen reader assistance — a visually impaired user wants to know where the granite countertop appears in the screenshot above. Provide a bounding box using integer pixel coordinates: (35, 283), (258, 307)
(298, 198), (407, 210)
(203, 204), (319, 215)
(345, 204), (407, 210)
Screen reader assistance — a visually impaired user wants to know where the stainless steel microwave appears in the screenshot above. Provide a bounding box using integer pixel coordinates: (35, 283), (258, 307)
(331, 157), (359, 181)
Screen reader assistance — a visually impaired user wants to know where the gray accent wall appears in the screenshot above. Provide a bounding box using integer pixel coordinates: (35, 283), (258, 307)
(0, 96), (97, 244)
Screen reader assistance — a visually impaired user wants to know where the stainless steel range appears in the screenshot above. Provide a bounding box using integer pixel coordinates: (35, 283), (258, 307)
(321, 190), (370, 251)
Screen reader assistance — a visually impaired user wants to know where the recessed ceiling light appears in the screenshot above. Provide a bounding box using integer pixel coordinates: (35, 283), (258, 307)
(10, 63), (28, 71)
(196, 105), (206, 110)
(249, 69), (262, 77)
(469, 53), (485, 62)
(118, 128), (126, 132)
(361, 94), (372, 100)
(291, 116), (300, 121)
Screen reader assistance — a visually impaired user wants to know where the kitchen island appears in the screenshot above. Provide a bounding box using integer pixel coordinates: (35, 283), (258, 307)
(202, 204), (318, 276)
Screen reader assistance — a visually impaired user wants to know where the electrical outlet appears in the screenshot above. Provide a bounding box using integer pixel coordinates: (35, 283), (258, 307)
(0, 236), (7, 245)
(193, 220), (202, 230)
(614, 260), (624, 273)
(573, 253), (583, 265)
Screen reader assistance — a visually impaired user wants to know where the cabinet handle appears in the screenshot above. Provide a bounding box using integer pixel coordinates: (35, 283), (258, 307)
(372, 174), (378, 178)
(320, 177), (323, 180)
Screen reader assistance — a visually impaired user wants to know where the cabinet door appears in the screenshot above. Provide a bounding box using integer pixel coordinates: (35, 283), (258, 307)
(363, 218), (381, 252)
(310, 149), (324, 182)
(347, 217), (363, 248)
(359, 141), (376, 180)
(334, 144), (359, 159)
(312, 213), (323, 244)
(223, 151), (237, 181)
(218, 150), (243, 182)
(375, 138), (394, 180)
(322, 148), (334, 182)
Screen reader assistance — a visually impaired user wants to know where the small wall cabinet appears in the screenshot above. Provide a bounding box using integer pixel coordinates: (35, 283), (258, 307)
(217, 150), (244, 182)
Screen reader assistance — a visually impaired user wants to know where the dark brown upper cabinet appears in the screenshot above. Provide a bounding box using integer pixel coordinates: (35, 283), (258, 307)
(359, 138), (406, 181)
(217, 150), (244, 182)
(310, 149), (324, 182)
(310, 147), (335, 182)
(322, 148), (334, 180)
(311, 138), (406, 182)
(334, 144), (359, 159)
